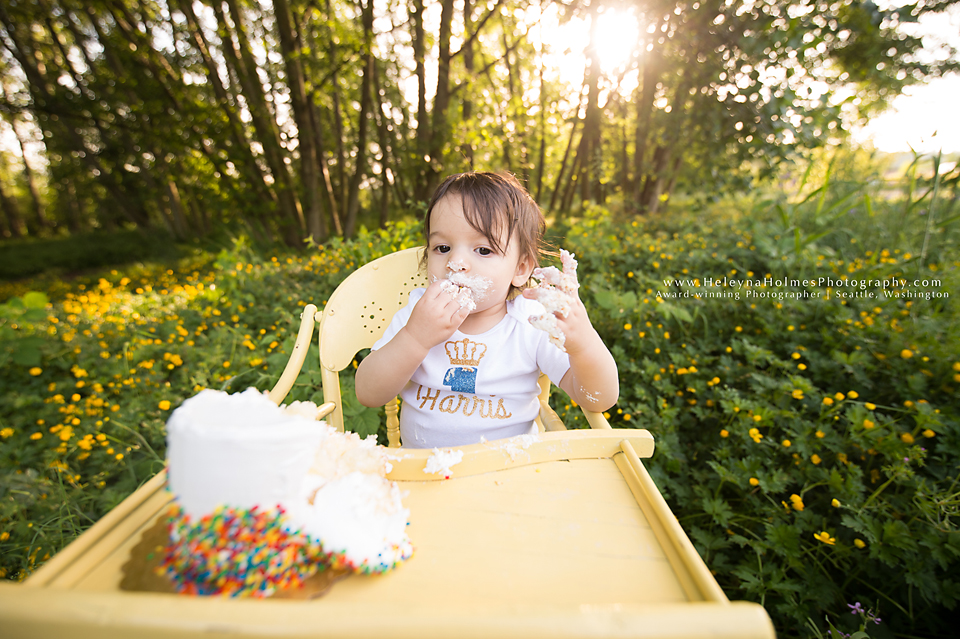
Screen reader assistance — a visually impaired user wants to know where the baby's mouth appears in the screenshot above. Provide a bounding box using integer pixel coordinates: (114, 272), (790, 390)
(447, 272), (492, 303)
(432, 272), (493, 310)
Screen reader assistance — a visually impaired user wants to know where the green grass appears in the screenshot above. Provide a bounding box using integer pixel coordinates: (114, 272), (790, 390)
(1, 156), (958, 637)
(0, 228), (188, 282)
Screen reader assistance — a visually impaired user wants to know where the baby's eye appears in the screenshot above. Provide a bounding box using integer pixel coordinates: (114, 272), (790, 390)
(434, 245), (451, 254)
(476, 247), (494, 256)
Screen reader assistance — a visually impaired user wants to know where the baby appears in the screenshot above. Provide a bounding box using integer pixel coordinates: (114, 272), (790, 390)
(355, 172), (618, 448)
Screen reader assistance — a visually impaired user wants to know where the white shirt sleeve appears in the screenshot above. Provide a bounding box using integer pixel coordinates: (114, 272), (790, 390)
(372, 288), (425, 351)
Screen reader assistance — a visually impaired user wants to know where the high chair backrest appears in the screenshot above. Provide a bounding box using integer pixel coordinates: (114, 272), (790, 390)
(318, 247), (429, 442)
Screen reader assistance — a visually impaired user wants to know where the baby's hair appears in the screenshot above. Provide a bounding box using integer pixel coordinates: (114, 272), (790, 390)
(424, 172), (546, 274)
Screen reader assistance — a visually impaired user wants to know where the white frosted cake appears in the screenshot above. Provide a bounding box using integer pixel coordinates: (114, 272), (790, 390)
(161, 388), (413, 596)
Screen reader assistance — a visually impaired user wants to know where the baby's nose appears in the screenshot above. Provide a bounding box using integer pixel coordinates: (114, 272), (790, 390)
(447, 258), (467, 272)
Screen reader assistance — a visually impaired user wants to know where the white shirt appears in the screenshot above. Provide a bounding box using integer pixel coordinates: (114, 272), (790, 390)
(372, 289), (570, 448)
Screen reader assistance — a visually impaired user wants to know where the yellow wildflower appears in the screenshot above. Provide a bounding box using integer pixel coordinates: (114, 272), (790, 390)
(749, 428), (763, 443)
(854, 539), (866, 549)
(863, 419), (875, 429)
(823, 397), (834, 406)
(0, 428), (13, 439)
(798, 364), (807, 370)
(789, 494), (804, 511)
(847, 391), (859, 399)
(782, 440), (791, 448)
(831, 499), (840, 508)
(720, 429), (729, 438)
(158, 400), (171, 411)
(752, 415), (762, 422)
(865, 402), (876, 410)
(901, 433), (915, 444)
(923, 429), (935, 438)
(834, 392), (845, 401)
(791, 390), (804, 399)
(791, 353), (801, 360)
(811, 454), (822, 465)
(29, 367), (43, 376)
(901, 349), (913, 359)
(749, 477), (759, 486)
(813, 531), (836, 545)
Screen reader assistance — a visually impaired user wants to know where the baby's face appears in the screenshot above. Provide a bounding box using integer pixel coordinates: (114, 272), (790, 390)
(426, 194), (533, 313)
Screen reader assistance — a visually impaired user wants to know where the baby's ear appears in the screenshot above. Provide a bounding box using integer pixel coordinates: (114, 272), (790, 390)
(512, 253), (536, 287)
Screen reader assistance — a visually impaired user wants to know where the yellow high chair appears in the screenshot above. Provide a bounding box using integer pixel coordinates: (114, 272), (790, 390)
(0, 248), (776, 638)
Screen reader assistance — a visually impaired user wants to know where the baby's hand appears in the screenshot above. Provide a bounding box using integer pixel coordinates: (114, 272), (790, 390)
(403, 281), (471, 351)
(547, 291), (600, 357)
(525, 249), (583, 351)
(523, 287), (598, 355)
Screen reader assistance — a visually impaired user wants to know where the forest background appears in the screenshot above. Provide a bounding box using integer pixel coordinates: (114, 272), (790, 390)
(2, 0), (960, 637)
(1, 0), (957, 248)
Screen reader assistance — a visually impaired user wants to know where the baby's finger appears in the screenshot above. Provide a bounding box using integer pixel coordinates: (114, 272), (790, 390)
(424, 280), (451, 299)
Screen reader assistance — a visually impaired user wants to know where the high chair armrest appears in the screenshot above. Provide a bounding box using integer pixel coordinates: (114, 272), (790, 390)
(583, 410), (612, 429)
(267, 304), (320, 406)
(538, 400), (567, 431)
(317, 402), (337, 420)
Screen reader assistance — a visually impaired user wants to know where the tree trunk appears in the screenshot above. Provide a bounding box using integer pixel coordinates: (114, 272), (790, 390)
(222, 0), (305, 243)
(178, 0), (279, 219)
(344, 0), (375, 237)
(11, 120), (48, 233)
(0, 180), (26, 239)
(426, 0), (457, 195)
(274, 0), (326, 243)
(574, 0), (603, 205)
(460, 0), (475, 168)
(639, 71), (690, 213)
(632, 48), (660, 211)
(411, 0), (429, 199)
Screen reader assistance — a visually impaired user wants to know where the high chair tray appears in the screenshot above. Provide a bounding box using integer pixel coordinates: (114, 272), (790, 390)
(0, 429), (775, 639)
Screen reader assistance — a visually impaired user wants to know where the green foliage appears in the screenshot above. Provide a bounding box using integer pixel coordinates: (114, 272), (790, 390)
(1, 163), (958, 638)
(551, 167), (959, 636)
(0, 292), (49, 367)
(0, 229), (185, 280)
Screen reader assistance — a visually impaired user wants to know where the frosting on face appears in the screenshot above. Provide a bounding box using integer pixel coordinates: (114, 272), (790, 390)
(432, 266), (494, 312)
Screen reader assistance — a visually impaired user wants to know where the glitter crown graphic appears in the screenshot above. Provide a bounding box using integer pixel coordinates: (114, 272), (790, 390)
(445, 338), (487, 366)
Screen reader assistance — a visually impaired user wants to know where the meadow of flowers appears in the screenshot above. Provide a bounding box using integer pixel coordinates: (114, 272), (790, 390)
(1, 158), (957, 637)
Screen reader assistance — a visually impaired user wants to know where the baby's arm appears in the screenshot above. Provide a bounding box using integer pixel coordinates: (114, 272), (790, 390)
(553, 295), (619, 413)
(356, 282), (470, 407)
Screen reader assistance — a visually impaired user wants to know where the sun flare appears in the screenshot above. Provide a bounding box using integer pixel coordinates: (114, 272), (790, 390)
(593, 8), (642, 75)
(536, 5), (643, 96)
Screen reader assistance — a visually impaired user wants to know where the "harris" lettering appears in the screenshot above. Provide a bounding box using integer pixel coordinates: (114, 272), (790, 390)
(415, 385), (512, 420)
